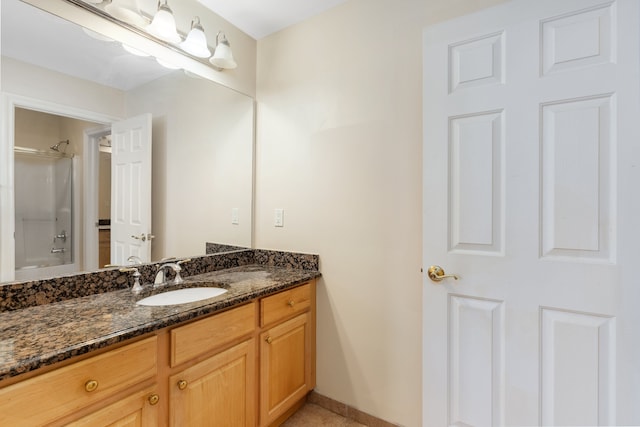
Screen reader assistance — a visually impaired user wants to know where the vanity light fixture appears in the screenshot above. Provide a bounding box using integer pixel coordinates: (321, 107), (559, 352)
(76, 0), (238, 72)
(210, 31), (237, 70)
(146, 0), (181, 44)
(180, 17), (211, 58)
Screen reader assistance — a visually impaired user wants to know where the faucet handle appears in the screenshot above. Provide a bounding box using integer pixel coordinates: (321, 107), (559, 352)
(174, 259), (191, 284)
(120, 267), (143, 294)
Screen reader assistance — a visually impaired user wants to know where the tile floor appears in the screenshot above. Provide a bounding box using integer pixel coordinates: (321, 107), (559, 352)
(281, 403), (367, 426)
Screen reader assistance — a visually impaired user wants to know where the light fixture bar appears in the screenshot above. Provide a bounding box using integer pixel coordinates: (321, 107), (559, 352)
(59, 0), (235, 72)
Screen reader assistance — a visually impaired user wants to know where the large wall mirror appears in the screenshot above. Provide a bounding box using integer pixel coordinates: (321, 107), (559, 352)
(0, 0), (254, 283)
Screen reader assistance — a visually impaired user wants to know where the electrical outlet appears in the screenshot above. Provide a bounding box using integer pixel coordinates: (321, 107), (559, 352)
(274, 208), (284, 227)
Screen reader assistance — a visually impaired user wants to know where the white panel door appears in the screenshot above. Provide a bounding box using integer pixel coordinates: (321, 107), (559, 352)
(422, 0), (640, 425)
(111, 113), (152, 265)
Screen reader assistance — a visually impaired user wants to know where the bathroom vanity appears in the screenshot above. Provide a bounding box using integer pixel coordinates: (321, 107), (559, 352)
(0, 250), (319, 426)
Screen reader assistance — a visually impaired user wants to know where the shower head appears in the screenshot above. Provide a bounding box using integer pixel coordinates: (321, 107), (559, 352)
(50, 140), (70, 153)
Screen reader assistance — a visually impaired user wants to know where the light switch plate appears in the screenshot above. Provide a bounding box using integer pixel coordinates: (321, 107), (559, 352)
(274, 208), (284, 227)
(231, 208), (239, 225)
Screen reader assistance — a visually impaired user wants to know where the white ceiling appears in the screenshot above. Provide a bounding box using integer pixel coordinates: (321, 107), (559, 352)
(196, 0), (349, 40)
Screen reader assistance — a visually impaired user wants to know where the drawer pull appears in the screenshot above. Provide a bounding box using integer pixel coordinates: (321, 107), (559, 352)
(265, 336), (273, 344)
(84, 380), (99, 393)
(148, 394), (160, 405)
(177, 380), (188, 390)
(287, 300), (295, 307)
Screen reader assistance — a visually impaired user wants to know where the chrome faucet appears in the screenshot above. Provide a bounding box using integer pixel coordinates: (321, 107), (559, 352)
(154, 263), (184, 286)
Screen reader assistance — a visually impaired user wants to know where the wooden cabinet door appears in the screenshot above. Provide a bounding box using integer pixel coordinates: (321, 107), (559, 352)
(259, 312), (312, 426)
(66, 386), (159, 427)
(169, 339), (256, 427)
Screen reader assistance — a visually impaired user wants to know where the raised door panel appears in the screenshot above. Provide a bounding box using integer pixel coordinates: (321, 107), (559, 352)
(65, 385), (159, 427)
(260, 312), (311, 426)
(169, 338), (256, 427)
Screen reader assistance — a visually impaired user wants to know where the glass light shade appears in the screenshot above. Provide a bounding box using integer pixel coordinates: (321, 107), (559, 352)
(210, 32), (237, 69)
(180, 18), (211, 58)
(156, 57), (181, 70)
(104, 0), (146, 27)
(82, 27), (114, 42)
(146, 1), (181, 44)
(122, 44), (150, 57)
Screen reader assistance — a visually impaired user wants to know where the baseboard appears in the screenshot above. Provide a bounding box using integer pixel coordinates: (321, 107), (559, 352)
(307, 390), (401, 427)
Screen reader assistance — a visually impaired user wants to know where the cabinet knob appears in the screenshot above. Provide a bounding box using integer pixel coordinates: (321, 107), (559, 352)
(287, 300), (295, 307)
(148, 394), (160, 405)
(177, 380), (188, 390)
(84, 379), (99, 392)
(265, 336), (273, 344)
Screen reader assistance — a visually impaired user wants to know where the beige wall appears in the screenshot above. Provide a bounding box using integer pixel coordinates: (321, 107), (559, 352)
(126, 72), (254, 261)
(2, 57), (126, 118)
(136, 0), (257, 97)
(255, 0), (507, 425)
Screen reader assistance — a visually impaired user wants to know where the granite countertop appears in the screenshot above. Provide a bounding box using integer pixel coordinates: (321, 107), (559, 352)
(0, 264), (320, 381)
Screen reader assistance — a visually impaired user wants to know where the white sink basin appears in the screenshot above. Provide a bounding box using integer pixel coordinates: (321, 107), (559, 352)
(137, 287), (228, 306)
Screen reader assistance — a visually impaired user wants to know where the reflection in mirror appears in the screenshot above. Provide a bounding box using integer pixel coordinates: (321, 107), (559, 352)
(0, 0), (254, 283)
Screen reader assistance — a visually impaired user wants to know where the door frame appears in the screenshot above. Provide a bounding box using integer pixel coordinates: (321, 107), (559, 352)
(0, 93), (118, 281)
(83, 125), (111, 271)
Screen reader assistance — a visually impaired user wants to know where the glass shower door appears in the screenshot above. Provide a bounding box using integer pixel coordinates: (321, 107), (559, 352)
(14, 150), (73, 270)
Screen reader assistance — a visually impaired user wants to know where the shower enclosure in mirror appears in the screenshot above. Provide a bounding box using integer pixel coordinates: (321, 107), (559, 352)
(14, 147), (73, 273)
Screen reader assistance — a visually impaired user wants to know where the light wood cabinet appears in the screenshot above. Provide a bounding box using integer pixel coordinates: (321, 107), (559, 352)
(0, 280), (316, 426)
(169, 339), (256, 426)
(98, 229), (110, 268)
(259, 282), (315, 427)
(170, 302), (256, 367)
(0, 336), (157, 426)
(168, 302), (257, 427)
(65, 385), (160, 427)
(260, 313), (312, 426)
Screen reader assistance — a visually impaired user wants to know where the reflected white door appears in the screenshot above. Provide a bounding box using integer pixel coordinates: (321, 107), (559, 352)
(111, 113), (152, 264)
(422, 0), (640, 425)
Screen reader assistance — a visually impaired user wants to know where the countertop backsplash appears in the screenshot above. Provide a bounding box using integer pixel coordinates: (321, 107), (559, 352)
(0, 248), (319, 313)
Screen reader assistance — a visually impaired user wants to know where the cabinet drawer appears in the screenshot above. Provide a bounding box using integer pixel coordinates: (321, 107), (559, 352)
(0, 336), (157, 426)
(260, 283), (311, 327)
(171, 302), (256, 367)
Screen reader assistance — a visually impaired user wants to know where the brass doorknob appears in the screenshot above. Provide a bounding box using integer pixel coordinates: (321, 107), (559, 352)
(265, 336), (273, 344)
(287, 300), (295, 307)
(427, 265), (459, 282)
(177, 380), (188, 390)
